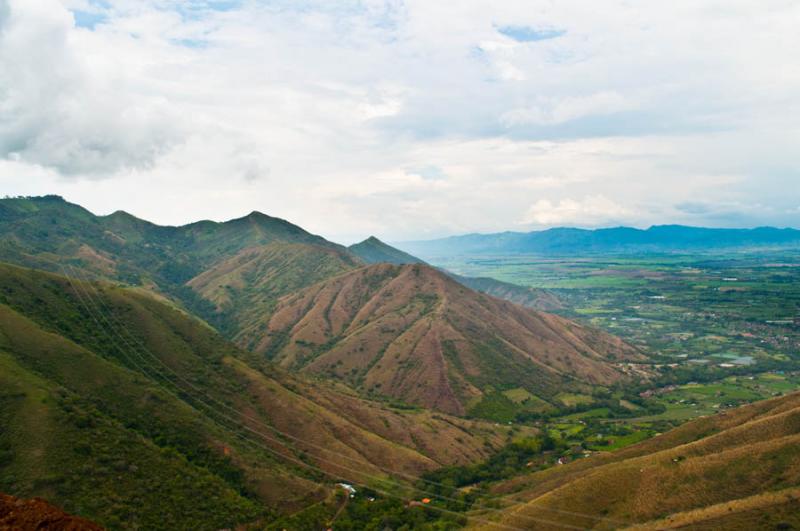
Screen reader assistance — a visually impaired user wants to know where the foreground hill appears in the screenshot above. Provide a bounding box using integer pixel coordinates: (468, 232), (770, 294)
(0, 263), (526, 529)
(472, 391), (800, 530)
(399, 225), (800, 258)
(258, 263), (643, 416)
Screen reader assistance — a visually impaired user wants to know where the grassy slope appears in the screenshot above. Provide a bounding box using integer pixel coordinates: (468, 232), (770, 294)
(0, 196), (344, 311)
(0, 308), (268, 530)
(0, 262), (524, 528)
(471, 391), (800, 530)
(186, 241), (363, 343)
(0, 197), (581, 414)
(0, 352), (265, 530)
(260, 263), (643, 416)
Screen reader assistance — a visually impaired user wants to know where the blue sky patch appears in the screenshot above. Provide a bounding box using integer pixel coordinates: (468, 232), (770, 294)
(496, 25), (565, 42)
(72, 10), (107, 30)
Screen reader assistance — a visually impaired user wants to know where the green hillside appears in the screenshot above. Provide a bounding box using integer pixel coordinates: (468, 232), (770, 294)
(0, 196), (568, 357)
(0, 262), (528, 529)
(472, 391), (800, 530)
(0, 196), (345, 314)
(186, 241), (363, 342)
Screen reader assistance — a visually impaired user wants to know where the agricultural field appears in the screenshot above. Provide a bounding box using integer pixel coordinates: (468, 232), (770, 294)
(431, 249), (800, 460)
(434, 249), (800, 375)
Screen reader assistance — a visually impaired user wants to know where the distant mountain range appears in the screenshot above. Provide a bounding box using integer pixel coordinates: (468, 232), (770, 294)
(397, 225), (800, 258)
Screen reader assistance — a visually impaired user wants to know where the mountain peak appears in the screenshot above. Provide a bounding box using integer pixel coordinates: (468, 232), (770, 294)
(348, 237), (425, 265)
(106, 209), (137, 219)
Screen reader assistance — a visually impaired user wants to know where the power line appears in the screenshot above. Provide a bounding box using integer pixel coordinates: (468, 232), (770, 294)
(51, 266), (621, 529)
(58, 265), (531, 529)
(58, 263), (590, 530)
(61, 261), (630, 529)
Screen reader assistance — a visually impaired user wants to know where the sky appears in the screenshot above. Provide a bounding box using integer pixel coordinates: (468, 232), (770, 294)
(1, 0), (799, 243)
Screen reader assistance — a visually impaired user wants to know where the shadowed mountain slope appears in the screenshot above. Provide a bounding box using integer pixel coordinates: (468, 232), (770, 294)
(0, 195), (359, 333)
(258, 263), (643, 415)
(0, 198), (573, 357)
(472, 391), (800, 530)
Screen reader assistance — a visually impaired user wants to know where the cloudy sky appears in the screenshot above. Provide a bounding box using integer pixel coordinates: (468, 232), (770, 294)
(1, 0), (799, 242)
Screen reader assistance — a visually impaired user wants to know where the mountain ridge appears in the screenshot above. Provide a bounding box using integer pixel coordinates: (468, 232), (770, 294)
(347, 236), (563, 311)
(398, 224), (800, 257)
(259, 262), (644, 415)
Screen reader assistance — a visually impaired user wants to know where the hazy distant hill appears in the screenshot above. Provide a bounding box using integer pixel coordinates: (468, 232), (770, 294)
(446, 272), (564, 312)
(475, 390), (800, 530)
(258, 263), (642, 416)
(398, 225), (800, 258)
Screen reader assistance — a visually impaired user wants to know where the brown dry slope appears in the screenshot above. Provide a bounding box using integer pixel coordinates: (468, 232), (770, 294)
(257, 263), (643, 416)
(186, 241), (362, 342)
(0, 493), (103, 531)
(473, 391), (800, 530)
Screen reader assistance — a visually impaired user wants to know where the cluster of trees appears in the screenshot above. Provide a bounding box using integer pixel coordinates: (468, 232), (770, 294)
(418, 435), (558, 510)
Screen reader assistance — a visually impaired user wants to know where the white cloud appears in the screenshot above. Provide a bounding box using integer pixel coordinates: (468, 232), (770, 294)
(501, 92), (638, 127)
(0, 0), (183, 175)
(0, 0), (799, 240)
(522, 195), (635, 226)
